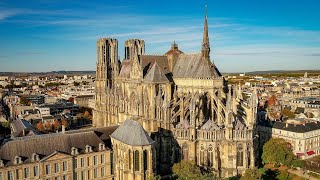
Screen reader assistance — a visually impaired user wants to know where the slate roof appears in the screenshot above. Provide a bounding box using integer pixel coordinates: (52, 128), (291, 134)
(0, 126), (117, 165)
(272, 121), (320, 133)
(144, 62), (169, 83)
(110, 119), (154, 146)
(118, 55), (172, 81)
(140, 55), (170, 77)
(11, 119), (40, 137)
(119, 60), (131, 78)
(173, 53), (222, 78)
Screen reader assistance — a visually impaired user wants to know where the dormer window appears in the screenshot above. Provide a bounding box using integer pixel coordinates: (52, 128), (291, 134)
(85, 145), (92, 153)
(14, 156), (22, 165)
(32, 153), (40, 162)
(71, 147), (79, 155)
(99, 143), (106, 151)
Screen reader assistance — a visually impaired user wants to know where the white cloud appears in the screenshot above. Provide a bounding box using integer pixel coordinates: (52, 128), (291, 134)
(0, 9), (22, 20)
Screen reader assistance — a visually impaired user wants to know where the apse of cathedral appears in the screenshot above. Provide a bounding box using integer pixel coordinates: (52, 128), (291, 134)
(93, 10), (258, 178)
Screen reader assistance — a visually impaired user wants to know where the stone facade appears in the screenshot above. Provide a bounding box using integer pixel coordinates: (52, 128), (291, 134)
(110, 119), (155, 180)
(93, 12), (258, 178)
(0, 126), (118, 180)
(257, 120), (320, 160)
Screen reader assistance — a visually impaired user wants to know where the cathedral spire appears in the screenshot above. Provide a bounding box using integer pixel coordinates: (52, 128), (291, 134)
(202, 4), (210, 59)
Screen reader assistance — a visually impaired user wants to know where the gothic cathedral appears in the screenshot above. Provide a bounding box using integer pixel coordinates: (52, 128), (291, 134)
(93, 10), (258, 179)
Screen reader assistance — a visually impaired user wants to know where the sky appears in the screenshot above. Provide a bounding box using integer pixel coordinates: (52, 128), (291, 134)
(0, 0), (320, 73)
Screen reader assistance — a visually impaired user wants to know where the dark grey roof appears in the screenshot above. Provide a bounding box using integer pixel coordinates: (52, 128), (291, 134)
(75, 95), (94, 99)
(173, 53), (221, 78)
(11, 119), (40, 137)
(110, 119), (154, 146)
(272, 121), (320, 133)
(119, 60), (131, 78)
(0, 126), (117, 165)
(42, 115), (54, 120)
(140, 55), (169, 77)
(144, 62), (169, 83)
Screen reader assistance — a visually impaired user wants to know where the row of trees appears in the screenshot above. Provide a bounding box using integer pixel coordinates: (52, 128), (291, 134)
(240, 138), (305, 180)
(172, 161), (215, 180)
(36, 119), (68, 132)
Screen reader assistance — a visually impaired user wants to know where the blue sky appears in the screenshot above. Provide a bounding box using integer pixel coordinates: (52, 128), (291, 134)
(0, 0), (320, 72)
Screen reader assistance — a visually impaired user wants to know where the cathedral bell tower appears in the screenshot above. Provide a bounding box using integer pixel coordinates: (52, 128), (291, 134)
(93, 38), (118, 127)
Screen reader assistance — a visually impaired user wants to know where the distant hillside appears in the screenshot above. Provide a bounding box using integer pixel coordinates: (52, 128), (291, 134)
(223, 70), (320, 76)
(1, 69), (320, 77)
(246, 70), (320, 75)
(0, 71), (95, 77)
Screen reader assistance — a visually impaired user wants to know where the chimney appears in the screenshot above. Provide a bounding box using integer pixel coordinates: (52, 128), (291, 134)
(62, 125), (65, 134)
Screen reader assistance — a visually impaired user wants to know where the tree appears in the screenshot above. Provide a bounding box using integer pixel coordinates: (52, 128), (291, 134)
(68, 97), (74, 103)
(281, 109), (295, 119)
(147, 175), (161, 180)
(262, 138), (295, 166)
(1, 121), (10, 128)
(172, 161), (210, 180)
(84, 110), (90, 118)
(53, 120), (61, 131)
(240, 167), (262, 180)
(61, 119), (68, 127)
(45, 82), (60, 87)
(44, 121), (53, 131)
(291, 159), (305, 168)
(276, 171), (293, 180)
(20, 96), (29, 105)
(36, 122), (45, 131)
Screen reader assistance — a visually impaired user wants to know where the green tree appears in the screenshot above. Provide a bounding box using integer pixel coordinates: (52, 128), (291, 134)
(147, 174), (161, 180)
(20, 96), (29, 105)
(1, 121), (10, 128)
(240, 167), (262, 180)
(262, 138), (295, 166)
(291, 159), (305, 168)
(277, 171), (293, 180)
(172, 161), (211, 180)
(45, 82), (60, 87)
(281, 109), (295, 119)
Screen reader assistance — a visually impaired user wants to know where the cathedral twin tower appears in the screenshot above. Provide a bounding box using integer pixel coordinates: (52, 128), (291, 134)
(94, 10), (258, 178)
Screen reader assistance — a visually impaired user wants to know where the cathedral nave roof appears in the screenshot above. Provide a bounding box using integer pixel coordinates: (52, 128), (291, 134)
(172, 53), (221, 79)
